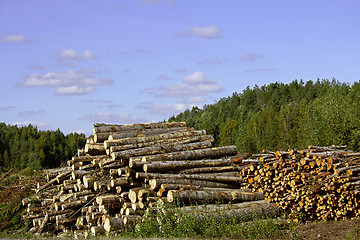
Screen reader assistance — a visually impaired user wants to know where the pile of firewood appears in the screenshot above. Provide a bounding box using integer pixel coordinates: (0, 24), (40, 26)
(22, 122), (275, 238)
(238, 145), (360, 222)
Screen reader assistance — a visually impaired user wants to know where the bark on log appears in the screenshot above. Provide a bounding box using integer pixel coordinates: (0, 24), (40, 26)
(189, 203), (281, 222)
(175, 199), (268, 213)
(110, 178), (129, 188)
(167, 189), (264, 204)
(93, 122), (186, 134)
(137, 172), (242, 183)
(111, 141), (213, 160)
(107, 129), (207, 148)
(90, 226), (105, 236)
(37, 170), (72, 193)
(149, 178), (238, 191)
(108, 134), (214, 152)
(72, 155), (108, 162)
(178, 166), (239, 174)
(143, 159), (233, 173)
(133, 146), (238, 162)
(84, 143), (106, 155)
(96, 194), (122, 205)
(104, 127), (190, 143)
(104, 217), (124, 232)
(59, 199), (87, 211)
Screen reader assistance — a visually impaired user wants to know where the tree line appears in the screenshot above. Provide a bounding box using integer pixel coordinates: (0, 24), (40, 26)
(169, 78), (360, 154)
(0, 123), (86, 171)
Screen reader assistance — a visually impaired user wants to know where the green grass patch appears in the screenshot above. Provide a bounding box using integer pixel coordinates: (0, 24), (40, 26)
(116, 201), (295, 239)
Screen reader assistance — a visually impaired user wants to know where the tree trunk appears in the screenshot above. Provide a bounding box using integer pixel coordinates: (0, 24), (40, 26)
(107, 134), (213, 152)
(85, 143), (106, 155)
(149, 178), (239, 191)
(189, 203), (281, 222)
(179, 166), (239, 174)
(137, 172), (242, 183)
(175, 199), (268, 213)
(167, 189), (264, 204)
(107, 129), (206, 147)
(143, 159), (233, 173)
(93, 122), (186, 134)
(111, 141), (213, 160)
(104, 127), (190, 143)
(96, 194), (121, 205)
(103, 217), (124, 232)
(130, 146), (238, 162)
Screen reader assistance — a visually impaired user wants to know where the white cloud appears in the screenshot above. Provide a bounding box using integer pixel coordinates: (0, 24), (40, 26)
(197, 58), (224, 65)
(56, 86), (95, 95)
(19, 68), (113, 96)
(0, 106), (15, 111)
(18, 110), (45, 117)
(0, 34), (35, 43)
(57, 49), (97, 61)
(137, 102), (191, 116)
(158, 74), (173, 80)
(240, 53), (264, 62)
(140, 71), (223, 102)
(137, 0), (174, 6)
(174, 68), (187, 73)
(10, 121), (50, 130)
(175, 25), (222, 39)
(244, 68), (277, 72)
(29, 64), (46, 70)
(78, 112), (147, 125)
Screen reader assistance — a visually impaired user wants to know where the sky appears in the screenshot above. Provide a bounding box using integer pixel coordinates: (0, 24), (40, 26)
(1, 0), (360, 136)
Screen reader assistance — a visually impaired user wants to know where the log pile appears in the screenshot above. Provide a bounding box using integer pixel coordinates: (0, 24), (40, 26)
(22, 122), (272, 237)
(237, 145), (360, 222)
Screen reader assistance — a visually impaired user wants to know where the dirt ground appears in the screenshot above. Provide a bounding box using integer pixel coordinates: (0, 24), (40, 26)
(289, 218), (360, 240)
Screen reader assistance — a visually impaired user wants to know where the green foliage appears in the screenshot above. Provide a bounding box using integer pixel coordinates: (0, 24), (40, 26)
(0, 124), (86, 170)
(169, 79), (360, 153)
(0, 201), (24, 232)
(120, 201), (293, 239)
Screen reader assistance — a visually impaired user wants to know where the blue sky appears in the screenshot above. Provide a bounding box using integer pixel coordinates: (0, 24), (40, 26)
(1, 0), (359, 135)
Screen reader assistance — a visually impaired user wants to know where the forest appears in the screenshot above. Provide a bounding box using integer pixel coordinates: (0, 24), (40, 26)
(0, 123), (86, 171)
(169, 78), (360, 154)
(1, 78), (360, 172)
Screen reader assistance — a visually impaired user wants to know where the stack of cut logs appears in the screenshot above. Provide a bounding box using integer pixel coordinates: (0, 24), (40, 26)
(238, 145), (360, 222)
(22, 122), (276, 238)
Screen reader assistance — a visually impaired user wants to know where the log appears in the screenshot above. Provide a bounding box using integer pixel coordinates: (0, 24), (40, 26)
(111, 141), (213, 160)
(175, 199), (269, 213)
(60, 199), (87, 210)
(93, 122), (186, 134)
(143, 159), (233, 173)
(84, 143), (106, 155)
(149, 178), (238, 191)
(167, 189), (264, 204)
(90, 225), (105, 236)
(189, 203), (281, 222)
(133, 146), (238, 162)
(72, 155), (108, 162)
(37, 170), (72, 193)
(178, 166), (239, 174)
(137, 172), (242, 183)
(44, 167), (71, 181)
(107, 129), (207, 150)
(105, 127), (191, 144)
(96, 194), (121, 205)
(103, 217), (124, 232)
(123, 215), (142, 226)
(110, 178), (129, 188)
(108, 134), (214, 152)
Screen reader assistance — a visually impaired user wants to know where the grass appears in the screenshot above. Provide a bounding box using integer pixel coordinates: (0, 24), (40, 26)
(114, 200), (295, 239)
